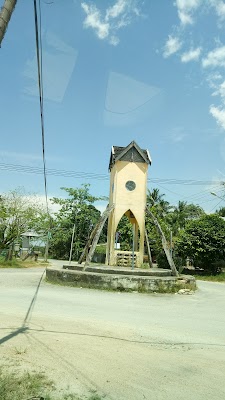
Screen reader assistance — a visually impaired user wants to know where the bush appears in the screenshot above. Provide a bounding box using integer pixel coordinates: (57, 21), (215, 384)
(156, 252), (170, 269)
(194, 259), (225, 275)
(156, 251), (184, 273)
(94, 244), (106, 254)
(175, 214), (225, 275)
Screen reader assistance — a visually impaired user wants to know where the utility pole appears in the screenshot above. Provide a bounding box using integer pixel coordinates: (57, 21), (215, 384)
(69, 223), (76, 265)
(0, 0), (17, 46)
(132, 223), (135, 270)
(170, 230), (173, 258)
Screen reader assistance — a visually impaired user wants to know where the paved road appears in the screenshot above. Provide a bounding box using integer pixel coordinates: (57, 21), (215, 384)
(0, 265), (225, 400)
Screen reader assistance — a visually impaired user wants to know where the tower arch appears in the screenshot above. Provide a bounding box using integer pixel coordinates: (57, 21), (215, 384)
(106, 141), (151, 267)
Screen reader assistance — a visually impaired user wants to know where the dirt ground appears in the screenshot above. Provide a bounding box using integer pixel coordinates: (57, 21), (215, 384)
(0, 264), (225, 400)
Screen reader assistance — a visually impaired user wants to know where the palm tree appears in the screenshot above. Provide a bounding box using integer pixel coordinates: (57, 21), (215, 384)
(170, 201), (205, 234)
(147, 188), (171, 218)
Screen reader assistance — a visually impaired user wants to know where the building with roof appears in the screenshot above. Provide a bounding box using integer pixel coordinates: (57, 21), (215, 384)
(106, 141), (151, 267)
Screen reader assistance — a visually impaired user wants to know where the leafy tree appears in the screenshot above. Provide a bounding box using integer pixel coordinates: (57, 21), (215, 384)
(0, 188), (47, 253)
(216, 207), (225, 217)
(145, 189), (172, 263)
(116, 215), (133, 251)
(49, 185), (104, 260)
(145, 190), (205, 269)
(169, 201), (205, 234)
(146, 188), (171, 218)
(175, 214), (225, 274)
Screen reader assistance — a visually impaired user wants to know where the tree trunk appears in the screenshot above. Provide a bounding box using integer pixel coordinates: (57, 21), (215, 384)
(44, 235), (49, 262)
(6, 245), (13, 261)
(0, 0), (17, 46)
(145, 229), (153, 268)
(146, 208), (179, 276)
(84, 204), (114, 268)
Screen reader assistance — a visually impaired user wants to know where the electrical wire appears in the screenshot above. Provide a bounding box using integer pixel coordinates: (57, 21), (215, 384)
(0, 161), (224, 187)
(0, 162), (109, 180)
(33, 0), (49, 215)
(33, 0), (53, 262)
(209, 199), (224, 213)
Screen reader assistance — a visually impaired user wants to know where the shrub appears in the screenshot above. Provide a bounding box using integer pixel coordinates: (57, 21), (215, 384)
(156, 251), (184, 273)
(175, 214), (225, 275)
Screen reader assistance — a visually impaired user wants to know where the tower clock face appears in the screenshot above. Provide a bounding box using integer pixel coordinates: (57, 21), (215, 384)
(125, 180), (136, 191)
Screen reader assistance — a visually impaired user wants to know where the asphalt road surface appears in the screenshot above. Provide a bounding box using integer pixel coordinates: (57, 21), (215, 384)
(0, 263), (225, 400)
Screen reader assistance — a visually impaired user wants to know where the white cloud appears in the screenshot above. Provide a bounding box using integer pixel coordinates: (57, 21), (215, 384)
(181, 46), (201, 62)
(106, 0), (127, 20)
(216, 81), (225, 101)
(208, 72), (223, 82)
(81, 3), (109, 39)
(163, 35), (182, 58)
(164, 1), (225, 134)
(175, 0), (225, 26)
(175, 0), (202, 25)
(210, 105), (225, 130)
(207, 72), (223, 93)
(212, 80), (225, 103)
(210, 0), (225, 21)
(178, 10), (193, 24)
(81, 0), (142, 45)
(109, 35), (120, 46)
(202, 45), (225, 68)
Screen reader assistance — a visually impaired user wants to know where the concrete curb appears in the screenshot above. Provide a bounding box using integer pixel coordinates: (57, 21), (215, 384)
(46, 267), (196, 293)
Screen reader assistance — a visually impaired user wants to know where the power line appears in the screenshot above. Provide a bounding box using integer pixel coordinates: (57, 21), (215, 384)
(34, 0), (51, 261)
(209, 199), (224, 213)
(149, 182), (223, 205)
(33, 0), (49, 214)
(181, 184), (222, 202)
(0, 162), (109, 180)
(0, 161), (224, 187)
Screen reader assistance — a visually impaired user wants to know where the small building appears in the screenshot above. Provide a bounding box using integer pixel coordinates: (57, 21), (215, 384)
(21, 231), (40, 256)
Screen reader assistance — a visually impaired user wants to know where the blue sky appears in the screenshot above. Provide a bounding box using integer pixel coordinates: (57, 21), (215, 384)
(1, 0), (225, 212)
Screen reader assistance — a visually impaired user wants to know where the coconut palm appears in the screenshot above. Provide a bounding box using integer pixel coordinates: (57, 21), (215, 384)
(147, 188), (171, 218)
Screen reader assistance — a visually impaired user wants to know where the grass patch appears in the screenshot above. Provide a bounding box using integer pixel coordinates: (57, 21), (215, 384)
(0, 369), (53, 400)
(195, 272), (225, 282)
(13, 346), (28, 355)
(0, 368), (105, 400)
(0, 258), (24, 268)
(140, 263), (150, 269)
(0, 257), (47, 269)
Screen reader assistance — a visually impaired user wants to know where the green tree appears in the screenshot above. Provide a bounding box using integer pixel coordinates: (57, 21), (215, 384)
(116, 215), (133, 251)
(216, 207), (225, 217)
(50, 185), (103, 260)
(0, 188), (47, 253)
(175, 214), (225, 274)
(145, 189), (172, 265)
(169, 201), (205, 234)
(146, 188), (171, 218)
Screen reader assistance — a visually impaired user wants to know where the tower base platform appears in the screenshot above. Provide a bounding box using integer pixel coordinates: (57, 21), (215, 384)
(46, 264), (196, 294)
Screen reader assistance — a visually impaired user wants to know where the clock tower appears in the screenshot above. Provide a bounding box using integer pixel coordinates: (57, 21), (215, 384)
(106, 141), (151, 267)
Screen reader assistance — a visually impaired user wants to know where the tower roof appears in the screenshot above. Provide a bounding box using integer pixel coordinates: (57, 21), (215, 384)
(109, 140), (151, 171)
